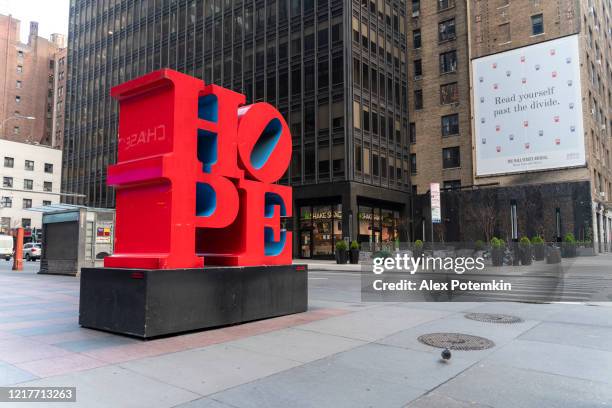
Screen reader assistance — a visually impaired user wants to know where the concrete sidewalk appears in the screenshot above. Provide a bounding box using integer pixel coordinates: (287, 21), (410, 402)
(0, 261), (611, 407)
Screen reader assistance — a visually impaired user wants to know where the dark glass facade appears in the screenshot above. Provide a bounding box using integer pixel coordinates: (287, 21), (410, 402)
(63, 0), (412, 258)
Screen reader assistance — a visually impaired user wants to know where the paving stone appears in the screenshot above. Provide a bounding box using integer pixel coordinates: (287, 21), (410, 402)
(519, 321), (612, 351)
(54, 336), (138, 352)
(484, 339), (612, 384)
(120, 343), (301, 396)
(436, 362), (612, 408)
(0, 362), (39, 386)
(295, 305), (452, 341)
(14, 365), (199, 408)
(228, 327), (365, 363)
(405, 392), (493, 408)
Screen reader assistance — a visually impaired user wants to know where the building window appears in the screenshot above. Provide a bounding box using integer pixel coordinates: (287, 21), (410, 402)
(0, 217), (10, 232)
(498, 23), (511, 43)
(44, 163), (53, 173)
(22, 218), (31, 228)
(412, 29), (421, 49)
(531, 14), (544, 35)
(440, 82), (459, 105)
(443, 180), (461, 190)
(409, 122), (416, 143)
(414, 59), (423, 78)
(4, 157), (14, 168)
(414, 89), (423, 110)
(439, 50), (457, 74)
(410, 154), (417, 173)
(441, 114), (459, 137)
(355, 145), (362, 172)
(2, 177), (13, 188)
(16, 80), (22, 89)
(13, 126), (19, 134)
(43, 181), (52, 192)
(298, 204), (343, 258)
(25, 160), (34, 171)
(412, 0), (420, 16)
(43, 200), (51, 206)
(17, 50), (24, 58)
(1, 197), (12, 208)
(22, 199), (32, 209)
(438, 19), (456, 42)
(15, 96), (21, 103)
(16, 65), (23, 73)
(438, 0), (454, 10)
(442, 146), (461, 168)
(23, 179), (33, 190)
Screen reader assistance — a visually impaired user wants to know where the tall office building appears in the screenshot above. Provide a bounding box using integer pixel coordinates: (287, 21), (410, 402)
(62, 0), (412, 258)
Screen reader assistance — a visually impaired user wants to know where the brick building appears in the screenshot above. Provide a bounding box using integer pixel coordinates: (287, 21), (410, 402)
(410, 0), (612, 251)
(408, 0), (472, 194)
(0, 15), (66, 148)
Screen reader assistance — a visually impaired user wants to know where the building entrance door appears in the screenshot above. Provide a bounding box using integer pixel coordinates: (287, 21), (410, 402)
(300, 230), (312, 258)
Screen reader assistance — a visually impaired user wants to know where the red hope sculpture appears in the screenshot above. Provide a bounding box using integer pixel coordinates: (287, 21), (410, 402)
(103, 69), (292, 269)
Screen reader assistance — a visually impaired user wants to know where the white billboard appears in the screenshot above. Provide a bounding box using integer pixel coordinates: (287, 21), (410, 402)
(472, 35), (585, 176)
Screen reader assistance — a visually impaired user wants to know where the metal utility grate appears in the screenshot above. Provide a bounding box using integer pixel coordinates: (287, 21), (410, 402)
(417, 333), (495, 351)
(464, 313), (523, 324)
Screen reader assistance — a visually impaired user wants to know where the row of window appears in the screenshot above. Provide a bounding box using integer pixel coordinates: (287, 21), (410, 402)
(409, 114), (459, 144)
(413, 50), (457, 79)
(3, 157), (54, 173)
(0, 197), (51, 209)
(411, 0), (455, 16)
(411, 146), (461, 173)
(2, 177), (53, 192)
(0, 217), (32, 229)
(354, 145), (410, 182)
(411, 18), (456, 51)
(414, 82), (458, 110)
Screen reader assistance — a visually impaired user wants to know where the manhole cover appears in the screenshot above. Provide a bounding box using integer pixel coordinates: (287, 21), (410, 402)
(465, 313), (523, 324)
(417, 333), (495, 350)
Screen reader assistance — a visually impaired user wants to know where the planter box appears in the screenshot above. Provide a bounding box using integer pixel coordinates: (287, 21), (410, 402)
(533, 245), (545, 261)
(546, 247), (562, 264)
(520, 246), (532, 265)
(577, 247), (596, 257)
(491, 248), (504, 266)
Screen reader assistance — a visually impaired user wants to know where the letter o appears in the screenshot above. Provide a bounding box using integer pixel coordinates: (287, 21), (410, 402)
(237, 103), (292, 183)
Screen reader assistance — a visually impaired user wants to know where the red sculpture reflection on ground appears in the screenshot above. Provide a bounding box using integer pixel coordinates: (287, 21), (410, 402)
(103, 69), (292, 269)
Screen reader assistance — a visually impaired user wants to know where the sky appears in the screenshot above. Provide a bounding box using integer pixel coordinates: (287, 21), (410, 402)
(0, 0), (69, 42)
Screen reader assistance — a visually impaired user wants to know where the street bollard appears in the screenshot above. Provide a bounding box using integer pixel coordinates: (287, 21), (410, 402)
(12, 227), (23, 271)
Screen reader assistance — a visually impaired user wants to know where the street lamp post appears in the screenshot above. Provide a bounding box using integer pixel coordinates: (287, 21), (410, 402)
(0, 114), (36, 135)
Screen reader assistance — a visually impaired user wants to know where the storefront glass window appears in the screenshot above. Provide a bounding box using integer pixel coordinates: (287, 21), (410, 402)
(299, 204), (343, 258)
(312, 205), (333, 256)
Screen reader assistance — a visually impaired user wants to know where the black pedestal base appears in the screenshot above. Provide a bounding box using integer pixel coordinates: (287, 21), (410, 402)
(79, 264), (308, 339)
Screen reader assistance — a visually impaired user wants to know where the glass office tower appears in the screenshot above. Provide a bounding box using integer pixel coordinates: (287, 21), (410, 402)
(63, 0), (411, 258)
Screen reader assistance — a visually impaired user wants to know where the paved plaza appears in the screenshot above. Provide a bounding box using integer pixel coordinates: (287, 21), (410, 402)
(0, 258), (611, 407)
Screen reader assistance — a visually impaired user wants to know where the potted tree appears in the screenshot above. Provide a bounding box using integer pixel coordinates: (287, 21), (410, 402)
(532, 236), (545, 261)
(335, 240), (348, 264)
(349, 241), (360, 264)
(491, 237), (505, 266)
(519, 236), (532, 265)
(414, 239), (424, 257)
(561, 233), (577, 258)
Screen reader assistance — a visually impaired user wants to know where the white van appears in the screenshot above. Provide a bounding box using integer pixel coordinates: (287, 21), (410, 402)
(0, 235), (13, 261)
